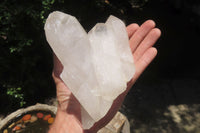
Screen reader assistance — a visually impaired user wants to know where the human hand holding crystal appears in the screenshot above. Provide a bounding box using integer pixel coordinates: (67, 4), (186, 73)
(48, 20), (161, 133)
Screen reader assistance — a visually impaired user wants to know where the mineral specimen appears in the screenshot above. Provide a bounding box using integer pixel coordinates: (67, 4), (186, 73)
(44, 11), (135, 129)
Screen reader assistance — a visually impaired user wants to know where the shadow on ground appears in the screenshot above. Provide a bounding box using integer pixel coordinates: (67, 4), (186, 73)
(120, 78), (200, 133)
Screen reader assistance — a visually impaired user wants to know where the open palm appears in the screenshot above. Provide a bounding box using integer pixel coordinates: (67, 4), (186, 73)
(49, 20), (161, 133)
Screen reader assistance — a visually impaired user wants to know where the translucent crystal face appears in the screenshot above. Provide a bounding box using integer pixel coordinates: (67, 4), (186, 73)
(44, 11), (135, 129)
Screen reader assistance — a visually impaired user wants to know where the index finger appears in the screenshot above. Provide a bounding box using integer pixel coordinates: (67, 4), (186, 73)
(126, 23), (139, 38)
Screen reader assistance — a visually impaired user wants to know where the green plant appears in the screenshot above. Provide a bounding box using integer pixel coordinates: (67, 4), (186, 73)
(7, 87), (26, 107)
(0, 0), (56, 108)
(0, 0), (144, 111)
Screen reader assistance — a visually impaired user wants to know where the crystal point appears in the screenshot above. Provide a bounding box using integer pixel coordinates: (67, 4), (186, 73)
(44, 11), (135, 129)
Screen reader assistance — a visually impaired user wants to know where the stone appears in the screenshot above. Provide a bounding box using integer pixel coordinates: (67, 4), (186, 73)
(30, 115), (37, 123)
(44, 11), (135, 129)
(3, 129), (8, 133)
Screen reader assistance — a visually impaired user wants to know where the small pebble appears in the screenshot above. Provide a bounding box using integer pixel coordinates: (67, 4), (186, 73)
(48, 117), (54, 124)
(43, 114), (51, 121)
(13, 125), (21, 131)
(30, 115), (37, 123)
(37, 112), (44, 118)
(22, 114), (31, 121)
(3, 129), (8, 133)
(8, 122), (15, 128)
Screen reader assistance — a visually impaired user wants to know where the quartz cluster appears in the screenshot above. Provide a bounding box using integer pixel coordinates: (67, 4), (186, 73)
(44, 11), (135, 129)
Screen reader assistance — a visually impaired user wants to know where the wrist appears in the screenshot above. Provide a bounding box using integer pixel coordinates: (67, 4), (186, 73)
(48, 106), (84, 133)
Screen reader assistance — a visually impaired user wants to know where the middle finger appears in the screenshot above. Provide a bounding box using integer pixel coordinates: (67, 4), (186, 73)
(129, 20), (155, 53)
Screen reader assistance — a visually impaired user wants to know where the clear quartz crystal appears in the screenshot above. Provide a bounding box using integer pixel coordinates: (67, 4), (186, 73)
(44, 11), (135, 129)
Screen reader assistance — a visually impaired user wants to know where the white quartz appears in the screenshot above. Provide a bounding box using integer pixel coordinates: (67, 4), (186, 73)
(44, 11), (135, 129)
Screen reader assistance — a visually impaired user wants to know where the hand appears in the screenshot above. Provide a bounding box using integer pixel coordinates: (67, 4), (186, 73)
(48, 20), (161, 133)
